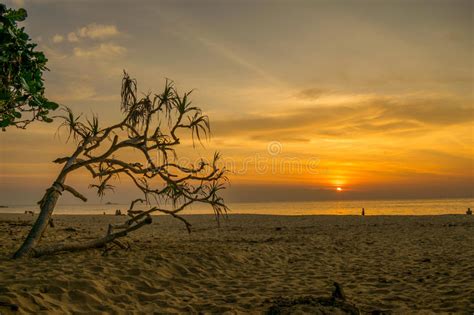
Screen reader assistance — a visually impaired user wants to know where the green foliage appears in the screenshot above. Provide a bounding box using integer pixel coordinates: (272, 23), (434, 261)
(0, 4), (58, 129)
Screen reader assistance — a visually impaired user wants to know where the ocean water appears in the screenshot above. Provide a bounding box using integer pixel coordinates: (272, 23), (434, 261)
(0, 198), (472, 216)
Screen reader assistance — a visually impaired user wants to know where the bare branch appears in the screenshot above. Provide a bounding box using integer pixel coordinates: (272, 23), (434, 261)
(32, 215), (153, 257)
(62, 185), (87, 202)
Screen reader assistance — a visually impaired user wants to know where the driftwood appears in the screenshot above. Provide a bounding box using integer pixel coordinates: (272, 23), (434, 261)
(32, 215), (152, 257)
(13, 72), (228, 259)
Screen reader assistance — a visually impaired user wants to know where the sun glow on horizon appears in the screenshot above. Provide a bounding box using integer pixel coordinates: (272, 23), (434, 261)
(336, 187), (342, 192)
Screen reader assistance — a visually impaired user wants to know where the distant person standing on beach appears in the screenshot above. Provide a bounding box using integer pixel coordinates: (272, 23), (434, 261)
(467, 208), (472, 215)
(362, 208), (365, 216)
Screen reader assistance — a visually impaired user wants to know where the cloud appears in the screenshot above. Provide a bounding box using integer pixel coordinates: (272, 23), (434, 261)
(51, 82), (96, 102)
(62, 24), (120, 43)
(194, 35), (282, 86)
(298, 87), (328, 100)
(383, 98), (473, 125)
(163, 14), (283, 87)
(73, 42), (126, 58)
(38, 42), (126, 105)
(52, 34), (64, 43)
(77, 23), (120, 40)
(11, 0), (25, 7)
(67, 32), (79, 42)
(211, 94), (474, 141)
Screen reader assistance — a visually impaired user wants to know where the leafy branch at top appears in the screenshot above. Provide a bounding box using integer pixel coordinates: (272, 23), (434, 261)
(0, 4), (59, 130)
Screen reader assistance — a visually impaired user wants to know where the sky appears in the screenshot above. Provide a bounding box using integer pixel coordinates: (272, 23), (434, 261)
(0, 0), (473, 204)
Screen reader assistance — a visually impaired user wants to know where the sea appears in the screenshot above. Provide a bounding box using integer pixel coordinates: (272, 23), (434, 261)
(0, 198), (472, 216)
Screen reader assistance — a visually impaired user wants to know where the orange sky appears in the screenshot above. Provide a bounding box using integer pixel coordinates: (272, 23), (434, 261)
(0, 0), (473, 204)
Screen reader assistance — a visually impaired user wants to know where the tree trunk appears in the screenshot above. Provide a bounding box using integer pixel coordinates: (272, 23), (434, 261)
(13, 146), (83, 259)
(13, 181), (64, 259)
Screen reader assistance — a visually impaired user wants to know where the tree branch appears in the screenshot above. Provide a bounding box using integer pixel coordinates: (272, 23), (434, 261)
(32, 215), (152, 257)
(62, 184), (87, 202)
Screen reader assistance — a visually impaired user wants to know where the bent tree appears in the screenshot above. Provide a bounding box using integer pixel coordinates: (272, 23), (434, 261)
(13, 72), (228, 258)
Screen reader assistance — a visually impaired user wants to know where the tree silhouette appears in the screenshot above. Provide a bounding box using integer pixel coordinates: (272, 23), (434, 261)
(14, 72), (228, 258)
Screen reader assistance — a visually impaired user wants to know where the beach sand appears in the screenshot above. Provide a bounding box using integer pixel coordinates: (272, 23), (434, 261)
(0, 213), (473, 314)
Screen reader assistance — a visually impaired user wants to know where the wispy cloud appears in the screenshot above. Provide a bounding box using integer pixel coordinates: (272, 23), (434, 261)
(51, 34), (64, 43)
(211, 94), (474, 140)
(53, 23), (120, 43)
(73, 42), (126, 58)
(76, 23), (120, 40)
(194, 35), (282, 86)
(67, 32), (79, 42)
(298, 87), (328, 100)
(158, 7), (284, 87)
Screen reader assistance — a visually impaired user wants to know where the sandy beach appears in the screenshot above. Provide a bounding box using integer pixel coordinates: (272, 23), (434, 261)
(0, 213), (473, 314)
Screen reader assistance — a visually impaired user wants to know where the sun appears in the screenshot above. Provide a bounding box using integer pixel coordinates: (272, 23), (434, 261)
(336, 187), (342, 192)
